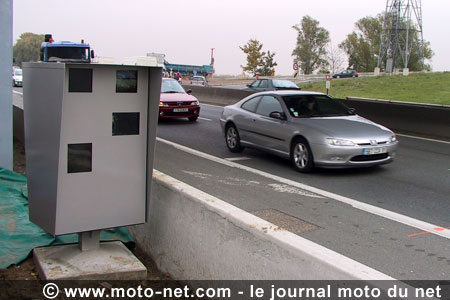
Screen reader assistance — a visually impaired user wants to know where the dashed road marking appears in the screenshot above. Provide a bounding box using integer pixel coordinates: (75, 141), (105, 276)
(198, 117), (212, 121)
(224, 157), (251, 161)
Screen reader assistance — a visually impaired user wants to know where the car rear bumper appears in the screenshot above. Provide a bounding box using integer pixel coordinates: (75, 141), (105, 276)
(311, 142), (398, 168)
(158, 105), (200, 119)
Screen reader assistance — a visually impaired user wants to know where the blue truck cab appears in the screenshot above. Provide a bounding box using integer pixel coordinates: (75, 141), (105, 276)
(40, 34), (94, 63)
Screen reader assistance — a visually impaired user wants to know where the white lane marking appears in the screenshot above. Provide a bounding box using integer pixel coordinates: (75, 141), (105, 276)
(157, 137), (450, 240)
(267, 183), (324, 198)
(200, 103), (224, 108)
(224, 157), (251, 161)
(13, 90), (23, 96)
(397, 134), (450, 145)
(198, 117), (212, 121)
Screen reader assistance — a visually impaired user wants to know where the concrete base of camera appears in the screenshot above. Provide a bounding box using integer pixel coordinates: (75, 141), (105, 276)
(33, 241), (147, 280)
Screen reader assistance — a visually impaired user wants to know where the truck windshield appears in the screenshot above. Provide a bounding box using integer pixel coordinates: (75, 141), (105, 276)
(47, 47), (89, 62)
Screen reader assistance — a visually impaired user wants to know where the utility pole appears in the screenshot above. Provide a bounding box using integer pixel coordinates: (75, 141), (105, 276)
(0, 0), (13, 170)
(210, 48), (215, 77)
(377, 0), (424, 74)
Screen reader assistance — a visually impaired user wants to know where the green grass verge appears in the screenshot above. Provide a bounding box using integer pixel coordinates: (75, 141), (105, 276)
(299, 72), (450, 105)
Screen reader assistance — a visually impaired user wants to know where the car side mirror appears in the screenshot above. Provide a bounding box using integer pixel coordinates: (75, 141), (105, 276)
(269, 112), (286, 120)
(90, 50), (95, 59)
(186, 89), (192, 94)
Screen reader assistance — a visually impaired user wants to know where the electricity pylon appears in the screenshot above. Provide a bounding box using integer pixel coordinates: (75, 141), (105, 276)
(377, 0), (424, 73)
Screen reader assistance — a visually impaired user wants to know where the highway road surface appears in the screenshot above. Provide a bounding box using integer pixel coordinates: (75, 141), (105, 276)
(13, 89), (450, 279)
(155, 103), (450, 280)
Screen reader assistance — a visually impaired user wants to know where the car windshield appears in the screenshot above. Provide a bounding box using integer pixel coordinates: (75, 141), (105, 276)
(282, 95), (354, 118)
(161, 79), (186, 93)
(14, 69), (22, 76)
(272, 80), (299, 89)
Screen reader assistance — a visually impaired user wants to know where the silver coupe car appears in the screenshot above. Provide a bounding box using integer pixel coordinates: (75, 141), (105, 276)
(220, 91), (398, 172)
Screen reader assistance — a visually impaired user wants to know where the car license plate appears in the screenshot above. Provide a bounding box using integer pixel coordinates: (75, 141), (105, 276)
(363, 147), (387, 155)
(173, 108), (188, 112)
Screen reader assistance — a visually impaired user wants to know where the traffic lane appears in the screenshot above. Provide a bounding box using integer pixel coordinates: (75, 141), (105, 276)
(233, 144), (450, 227)
(154, 140), (450, 280)
(156, 104), (450, 227)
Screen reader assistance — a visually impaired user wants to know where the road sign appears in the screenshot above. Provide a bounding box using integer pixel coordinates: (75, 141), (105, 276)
(293, 70), (299, 78)
(326, 74), (331, 81)
(293, 62), (299, 71)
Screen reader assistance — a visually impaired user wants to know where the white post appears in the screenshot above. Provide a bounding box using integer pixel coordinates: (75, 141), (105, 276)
(374, 67), (381, 76)
(0, 0), (13, 170)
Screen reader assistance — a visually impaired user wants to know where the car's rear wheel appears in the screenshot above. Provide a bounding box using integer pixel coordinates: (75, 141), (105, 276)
(188, 117), (198, 122)
(226, 124), (244, 152)
(290, 137), (314, 173)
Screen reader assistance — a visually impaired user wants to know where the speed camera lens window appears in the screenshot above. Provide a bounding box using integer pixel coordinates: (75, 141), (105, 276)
(112, 112), (140, 136)
(68, 68), (93, 92)
(68, 143), (92, 173)
(116, 70), (138, 93)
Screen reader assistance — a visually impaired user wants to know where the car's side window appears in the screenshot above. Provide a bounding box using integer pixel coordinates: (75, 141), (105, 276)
(250, 80), (261, 88)
(241, 96), (261, 112)
(259, 80), (268, 88)
(255, 96), (283, 117)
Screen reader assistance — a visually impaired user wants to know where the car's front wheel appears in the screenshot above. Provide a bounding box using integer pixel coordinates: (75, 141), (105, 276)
(225, 124), (244, 152)
(290, 137), (314, 173)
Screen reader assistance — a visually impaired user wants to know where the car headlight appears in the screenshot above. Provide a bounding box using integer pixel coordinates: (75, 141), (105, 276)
(389, 135), (397, 143)
(190, 101), (199, 106)
(326, 138), (356, 146)
(159, 102), (168, 107)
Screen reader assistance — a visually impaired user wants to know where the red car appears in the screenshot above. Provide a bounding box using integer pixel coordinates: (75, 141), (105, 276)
(159, 78), (200, 121)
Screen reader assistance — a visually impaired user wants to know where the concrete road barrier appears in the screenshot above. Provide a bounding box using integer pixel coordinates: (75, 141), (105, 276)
(185, 85), (254, 106)
(343, 97), (450, 141)
(129, 170), (393, 280)
(14, 88), (449, 141)
(184, 86), (450, 140)
(13, 105), (25, 143)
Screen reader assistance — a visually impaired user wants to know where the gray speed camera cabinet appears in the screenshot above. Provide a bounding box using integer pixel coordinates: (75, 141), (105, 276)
(23, 63), (162, 235)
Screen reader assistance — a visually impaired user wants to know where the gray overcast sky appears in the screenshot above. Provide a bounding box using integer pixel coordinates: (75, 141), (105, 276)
(12, 0), (450, 75)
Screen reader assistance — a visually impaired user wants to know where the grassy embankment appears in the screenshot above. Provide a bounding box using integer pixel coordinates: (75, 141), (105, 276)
(299, 72), (450, 105)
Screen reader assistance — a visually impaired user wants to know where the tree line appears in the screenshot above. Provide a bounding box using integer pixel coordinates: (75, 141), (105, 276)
(240, 13), (433, 76)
